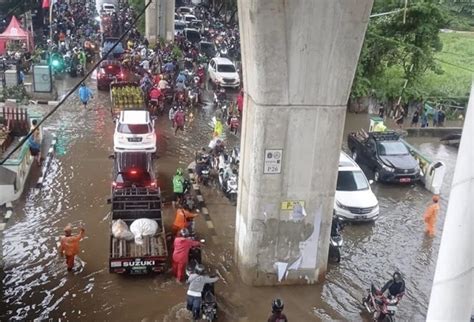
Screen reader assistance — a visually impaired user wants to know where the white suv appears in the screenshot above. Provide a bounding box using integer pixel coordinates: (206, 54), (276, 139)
(113, 110), (156, 153)
(334, 152), (379, 221)
(208, 57), (240, 88)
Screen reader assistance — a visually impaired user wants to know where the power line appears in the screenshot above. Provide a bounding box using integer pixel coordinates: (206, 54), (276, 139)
(0, 0), (153, 165)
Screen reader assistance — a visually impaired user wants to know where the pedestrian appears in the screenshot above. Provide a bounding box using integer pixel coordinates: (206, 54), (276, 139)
(213, 116), (223, 138)
(423, 195), (440, 237)
(172, 228), (201, 283)
(395, 111), (404, 129)
(433, 109), (439, 127)
(172, 168), (185, 208)
(237, 89), (244, 115)
(186, 264), (219, 320)
(411, 110), (419, 127)
(18, 69), (25, 85)
(421, 111), (429, 128)
(28, 119), (42, 166)
(172, 204), (198, 236)
(268, 298), (288, 322)
(438, 108), (446, 127)
(59, 223), (85, 271)
(78, 83), (93, 108)
(378, 104), (384, 119)
(174, 108), (186, 135)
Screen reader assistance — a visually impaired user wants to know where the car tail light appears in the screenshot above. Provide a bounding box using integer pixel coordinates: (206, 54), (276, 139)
(149, 181), (157, 188)
(112, 181), (124, 189)
(119, 73), (124, 78)
(130, 170), (137, 175)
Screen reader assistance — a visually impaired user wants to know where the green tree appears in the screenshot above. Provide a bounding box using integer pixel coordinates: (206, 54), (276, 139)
(351, 1), (447, 103)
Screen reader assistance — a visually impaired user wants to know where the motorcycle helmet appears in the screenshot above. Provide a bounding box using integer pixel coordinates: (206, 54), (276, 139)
(180, 228), (189, 237)
(195, 264), (205, 274)
(272, 298), (284, 312)
(393, 271), (402, 282)
(176, 168), (183, 176)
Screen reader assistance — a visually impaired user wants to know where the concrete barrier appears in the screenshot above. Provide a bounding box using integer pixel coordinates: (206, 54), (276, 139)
(36, 134), (57, 188)
(406, 127), (462, 138)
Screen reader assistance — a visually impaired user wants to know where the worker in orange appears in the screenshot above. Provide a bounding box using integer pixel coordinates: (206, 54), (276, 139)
(423, 195), (440, 237)
(172, 204), (198, 236)
(59, 223), (85, 271)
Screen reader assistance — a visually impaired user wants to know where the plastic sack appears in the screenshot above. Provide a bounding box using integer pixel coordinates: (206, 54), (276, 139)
(130, 218), (158, 245)
(111, 219), (134, 241)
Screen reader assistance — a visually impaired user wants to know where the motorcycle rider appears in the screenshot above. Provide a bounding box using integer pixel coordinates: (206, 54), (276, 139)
(176, 71), (187, 84)
(268, 298), (288, 322)
(78, 83), (93, 108)
(172, 204), (198, 236)
(380, 271), (405, 300)
(186, 264), (219, 321)
(195, 147), (210, 183)
(172, 228), (201, 283)
(173, 168), (185, 207)
(174, 108), (186, 135)
(331, 216), (344, 237)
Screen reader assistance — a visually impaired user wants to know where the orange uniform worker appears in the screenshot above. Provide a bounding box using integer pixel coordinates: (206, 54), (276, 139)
(172, 206), (198, 236)
(59, 224), (85, 271)
(423, 195), (440, 237)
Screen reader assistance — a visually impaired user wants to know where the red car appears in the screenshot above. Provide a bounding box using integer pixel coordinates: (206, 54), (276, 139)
(97, 60), (129, 90)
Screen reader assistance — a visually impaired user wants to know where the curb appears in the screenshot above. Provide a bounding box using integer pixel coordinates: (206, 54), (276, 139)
(29, 100), (60, 106)
(187, 168), (218, 242)
(37, 133), (57, 188)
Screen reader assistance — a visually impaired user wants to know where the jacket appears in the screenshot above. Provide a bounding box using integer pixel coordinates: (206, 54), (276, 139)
(172, 237), (200, 263)
(60, 228), (85, 257)
(187, 273), (218, 297)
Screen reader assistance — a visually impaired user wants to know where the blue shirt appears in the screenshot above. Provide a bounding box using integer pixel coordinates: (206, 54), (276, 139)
(176, 74), (186, 83)
(79, 86), (93, 102)
(163, 62), (174, 73)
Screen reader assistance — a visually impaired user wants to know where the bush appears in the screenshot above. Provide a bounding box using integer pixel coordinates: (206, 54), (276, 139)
(1, 85), (30, 103)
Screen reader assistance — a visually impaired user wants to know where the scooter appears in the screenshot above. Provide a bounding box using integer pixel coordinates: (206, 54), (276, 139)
(230, 147), (240, 166)
(181, 179), (196, 211)
(329, 216), (344, 263)
(362, 284), (400, 321)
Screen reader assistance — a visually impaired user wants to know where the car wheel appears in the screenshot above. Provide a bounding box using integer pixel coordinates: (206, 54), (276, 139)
(374, 170), (380, 182)
(352, 149), (358, 162)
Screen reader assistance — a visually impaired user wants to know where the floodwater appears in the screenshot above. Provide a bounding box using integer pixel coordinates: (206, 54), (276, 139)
(0, 75), (458, 320)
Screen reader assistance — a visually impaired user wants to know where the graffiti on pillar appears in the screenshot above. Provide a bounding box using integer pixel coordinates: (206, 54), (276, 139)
(274, 205), (322, 282)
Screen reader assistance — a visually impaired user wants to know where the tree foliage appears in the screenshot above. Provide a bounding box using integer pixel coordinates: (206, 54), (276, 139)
(351, 0), (448, 103)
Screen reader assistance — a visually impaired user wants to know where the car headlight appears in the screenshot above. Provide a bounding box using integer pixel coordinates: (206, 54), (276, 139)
(381, 163), (395, 172)
(336, 200), (348, 210)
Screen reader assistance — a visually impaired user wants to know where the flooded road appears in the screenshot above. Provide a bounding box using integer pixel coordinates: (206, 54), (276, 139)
(0, 76), (457, 320)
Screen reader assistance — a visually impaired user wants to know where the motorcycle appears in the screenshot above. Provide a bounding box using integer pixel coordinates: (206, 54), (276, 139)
(188, 78), (201, 108)
(201, 282), (218, 321)
(362, 284), (400, 321)
(230, 147), (240, 166)
(218, 159), (238, 205)
(181, 179), (196, 211)
(227, 114), (240, 135)
(329, 216), (344, 263)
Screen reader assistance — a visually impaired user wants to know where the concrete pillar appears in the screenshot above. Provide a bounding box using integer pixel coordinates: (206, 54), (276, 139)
(145, 0), (174, 44)
(426, 83), (474, 320)
(235, 0), (373, 285)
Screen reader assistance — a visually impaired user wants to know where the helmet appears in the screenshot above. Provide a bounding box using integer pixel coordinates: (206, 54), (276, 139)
(176, 168), (183, 176)
(393, 271), (402, 282)
(180, 228), (189, 237)
(80, 83), (85, 86)
(195, 264), (205, 274)
(432, 195), (440, 203)
(272, 298), (284, 312)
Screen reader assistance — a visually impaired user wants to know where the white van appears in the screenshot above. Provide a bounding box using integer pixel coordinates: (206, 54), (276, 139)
(334, 152), (379, 221)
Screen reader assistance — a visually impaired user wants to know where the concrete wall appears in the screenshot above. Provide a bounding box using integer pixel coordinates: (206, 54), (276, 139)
(145, 0), (175, 43)
(406, 127), (462, 138)
(235, 0), (373, 285)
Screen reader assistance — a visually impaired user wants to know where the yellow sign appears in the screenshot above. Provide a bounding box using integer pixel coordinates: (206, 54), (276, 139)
(281, 200), (305, 210)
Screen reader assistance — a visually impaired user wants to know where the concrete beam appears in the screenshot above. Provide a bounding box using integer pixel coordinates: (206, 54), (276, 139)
(235, 0), (373, 285)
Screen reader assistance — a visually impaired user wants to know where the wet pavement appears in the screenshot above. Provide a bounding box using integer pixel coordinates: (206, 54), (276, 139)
(0, 74), (457, 320)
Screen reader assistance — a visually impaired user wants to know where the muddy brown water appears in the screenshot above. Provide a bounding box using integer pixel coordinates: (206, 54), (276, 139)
(0, 77), (457, 320)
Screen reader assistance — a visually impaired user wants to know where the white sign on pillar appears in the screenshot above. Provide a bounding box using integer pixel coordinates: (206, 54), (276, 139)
(264, 149), (283, 174)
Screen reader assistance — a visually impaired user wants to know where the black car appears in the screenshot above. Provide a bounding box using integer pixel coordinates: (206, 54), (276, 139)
(97, 60), (130, 90)
(184, 28), (201, 44)
(111, 152), (157, 189)
(347, 131), (421, 183)
(199, 41), (216, 59)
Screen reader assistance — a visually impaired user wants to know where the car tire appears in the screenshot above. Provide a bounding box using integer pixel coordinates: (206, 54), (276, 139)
(374, 170), (380, 182)
(352, 149), (358, 162)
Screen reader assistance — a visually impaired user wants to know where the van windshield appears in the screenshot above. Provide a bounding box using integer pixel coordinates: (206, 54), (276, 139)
(336, 170), (369, 191)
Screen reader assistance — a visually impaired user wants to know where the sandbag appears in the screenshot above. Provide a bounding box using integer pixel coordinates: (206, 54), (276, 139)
(111, 219), (134, 241)
(130, 218), (158, 245)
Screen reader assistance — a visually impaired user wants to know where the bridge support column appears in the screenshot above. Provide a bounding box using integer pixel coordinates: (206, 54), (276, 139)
(145, 0), (174, 44)
(235, 0), (373, 285)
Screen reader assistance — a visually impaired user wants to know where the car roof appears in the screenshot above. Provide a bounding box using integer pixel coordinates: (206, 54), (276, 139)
(212, 57), (234, 65)
(119, 110), (150, 124)
(339, 151), (361, 171)
(178, 6), (193, 11)
(184, 28), (200, 32)
(100, 60), (121, 67)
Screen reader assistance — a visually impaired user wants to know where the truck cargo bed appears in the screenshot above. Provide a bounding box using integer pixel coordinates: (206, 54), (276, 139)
(111, 234), (167, 258)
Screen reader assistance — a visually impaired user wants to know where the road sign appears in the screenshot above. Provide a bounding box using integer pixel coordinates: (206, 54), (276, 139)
(264, 149), (282, 174)
(281, 200), (305, 210)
